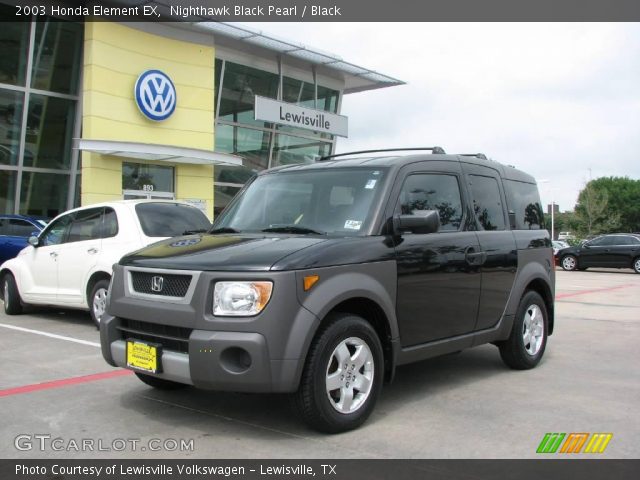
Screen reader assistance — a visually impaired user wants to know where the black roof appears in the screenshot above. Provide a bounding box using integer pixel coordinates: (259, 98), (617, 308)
(266, 152), (536, 184)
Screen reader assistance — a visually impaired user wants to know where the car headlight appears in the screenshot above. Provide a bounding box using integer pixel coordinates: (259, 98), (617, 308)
(213, 281), (273, 316)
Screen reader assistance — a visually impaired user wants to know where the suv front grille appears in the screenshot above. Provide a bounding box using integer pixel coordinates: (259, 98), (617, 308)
(130, 271), (192, 297)
(117, 319), (191, 353)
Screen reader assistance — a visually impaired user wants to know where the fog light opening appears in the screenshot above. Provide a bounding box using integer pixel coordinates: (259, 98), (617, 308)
(220, 347), (252, 374)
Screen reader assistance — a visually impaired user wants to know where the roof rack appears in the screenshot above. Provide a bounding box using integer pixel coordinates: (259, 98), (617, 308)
(460, 153), (488, 160)
(320, 147), (446, 161)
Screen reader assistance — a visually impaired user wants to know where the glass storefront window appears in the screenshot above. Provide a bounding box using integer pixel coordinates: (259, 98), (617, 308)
(216, 124), (271, 170)
(0, 5), (29, 86)
(31, 20), (83, 95)
(282, 76), (315, 107)
(23, 94), (76, 169)
(214, 184), (242, 217)
(0, 170), (17, 213)
(272, 134), (331, 167)
(317, 86), (339, 113)
(0, 89), (24, 166)
(123, 163), (175, 193)
(218, 61), (279, 127)
(19, 171), (69, 217)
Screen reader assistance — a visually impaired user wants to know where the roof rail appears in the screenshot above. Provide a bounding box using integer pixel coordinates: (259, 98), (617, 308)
(320, 147), (446, 161)
(460, 153), (488, 160)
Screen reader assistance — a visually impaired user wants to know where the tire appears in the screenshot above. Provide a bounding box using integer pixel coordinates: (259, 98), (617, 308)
(499, 291), (548, 370)
(561, 255), (578, 271)
(89, 279), (110, 328)
(2, 273), (23, 315)
(134, 372), (188, 390)
(293, 313), (384, 433)
(633, 257), (640, 274)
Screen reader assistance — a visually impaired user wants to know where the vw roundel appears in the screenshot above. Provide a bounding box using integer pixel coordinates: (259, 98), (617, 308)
(134, 70), (177, 121)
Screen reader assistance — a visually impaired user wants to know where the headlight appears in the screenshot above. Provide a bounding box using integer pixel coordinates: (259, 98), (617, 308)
(213, 281), (273, 316)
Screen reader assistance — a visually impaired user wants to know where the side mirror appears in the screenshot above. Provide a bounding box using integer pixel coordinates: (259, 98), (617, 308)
(28, 236), (39, 247)
(394, 210), (440, 235)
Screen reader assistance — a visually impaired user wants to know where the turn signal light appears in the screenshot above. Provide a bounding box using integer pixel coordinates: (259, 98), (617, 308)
(303, 275), (319, 291)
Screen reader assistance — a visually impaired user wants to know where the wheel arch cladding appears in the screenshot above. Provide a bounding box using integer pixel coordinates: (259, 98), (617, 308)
(294, 262), (398, 379)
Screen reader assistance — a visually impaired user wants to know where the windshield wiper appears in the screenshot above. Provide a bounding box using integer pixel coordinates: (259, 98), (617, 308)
(182, 229), (208, 235)
(209, 227), (241, 234)
(261, 225), (325, 235)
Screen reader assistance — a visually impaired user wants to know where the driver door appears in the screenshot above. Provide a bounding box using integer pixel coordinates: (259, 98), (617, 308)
(20, 214), (73, 303)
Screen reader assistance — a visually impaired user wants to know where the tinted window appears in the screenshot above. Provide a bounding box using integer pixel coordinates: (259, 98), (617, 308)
(611, 236), (637, 246)
(505, 180), (545, 230)
(67, 208), (103, 243)
(0, 219), (8, 235)
(398, 174), (463, 232)
(41, 214), (73, 246)
(588, 236), (611, 247)
(102, 208), (118, 239)
(469, 175), (505, 231)
(136, 203), (211, 237)
(9, 219), (36, 237)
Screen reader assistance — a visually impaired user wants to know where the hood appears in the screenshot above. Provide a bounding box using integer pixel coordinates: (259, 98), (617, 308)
(119, 233), (328, 271)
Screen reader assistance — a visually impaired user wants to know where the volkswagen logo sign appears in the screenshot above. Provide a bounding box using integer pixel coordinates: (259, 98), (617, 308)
(134, 70), (177, 121)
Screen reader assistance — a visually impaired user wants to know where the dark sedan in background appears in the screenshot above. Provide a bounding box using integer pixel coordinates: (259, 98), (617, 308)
(0, 215), (48, 264)
(557, 233), (640, 273)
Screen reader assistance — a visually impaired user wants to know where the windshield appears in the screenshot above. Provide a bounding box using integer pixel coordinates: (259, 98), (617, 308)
(214, 168), (388, 236)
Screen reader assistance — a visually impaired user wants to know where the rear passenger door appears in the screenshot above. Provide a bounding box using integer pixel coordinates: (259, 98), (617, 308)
(391, 161), (482, 346)
(462, 163), (517, 332)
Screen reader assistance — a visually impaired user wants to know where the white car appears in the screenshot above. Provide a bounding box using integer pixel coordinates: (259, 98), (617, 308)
(0, 200), (211, 326)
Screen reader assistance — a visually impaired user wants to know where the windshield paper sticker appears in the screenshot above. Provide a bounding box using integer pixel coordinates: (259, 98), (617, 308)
(365, 179), (377, 189)
(344, 220), (363, 230)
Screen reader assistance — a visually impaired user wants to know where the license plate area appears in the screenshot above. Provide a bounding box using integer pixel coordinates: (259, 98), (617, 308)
(126, 339), (162, 373)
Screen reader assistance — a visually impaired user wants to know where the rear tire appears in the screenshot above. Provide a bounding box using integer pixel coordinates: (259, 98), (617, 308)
(293, 313), (384, 433)
(2, 273), (23, 315)
(134, 372), (188, 390)
(89, 279), (110, 328)
(633, 257), (640, 274)
(499, 291), (548, 370)
(561, 255), (578, 271)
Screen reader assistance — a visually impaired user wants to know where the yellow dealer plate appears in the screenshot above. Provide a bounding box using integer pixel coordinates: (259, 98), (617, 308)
(126, 340), (160, 373)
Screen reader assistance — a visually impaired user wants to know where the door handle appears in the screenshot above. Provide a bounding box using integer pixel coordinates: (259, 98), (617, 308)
(49, 252), (58, 258)
(465, 247), (486, 266)
(87, 248), (98, 254)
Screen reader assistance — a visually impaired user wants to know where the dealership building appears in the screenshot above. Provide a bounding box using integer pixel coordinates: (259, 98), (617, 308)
(0, 12), (402, 219)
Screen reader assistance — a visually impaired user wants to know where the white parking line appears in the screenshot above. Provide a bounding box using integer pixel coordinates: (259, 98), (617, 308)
(0, 323), (100, 348)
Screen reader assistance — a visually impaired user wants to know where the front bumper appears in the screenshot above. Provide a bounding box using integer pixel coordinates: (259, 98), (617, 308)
(103, 315), (305, 392)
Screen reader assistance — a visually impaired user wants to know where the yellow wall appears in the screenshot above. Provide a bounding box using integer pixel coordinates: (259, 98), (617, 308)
(81, 23), (215, 218)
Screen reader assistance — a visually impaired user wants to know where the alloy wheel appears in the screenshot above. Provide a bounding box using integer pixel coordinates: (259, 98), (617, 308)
(325, 337), (375, 414)
(522, 304), (544, 356)
(92, 287), (108, 324)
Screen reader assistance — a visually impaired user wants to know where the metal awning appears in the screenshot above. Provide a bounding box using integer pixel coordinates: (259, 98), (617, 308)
(75, 139), (242, 166)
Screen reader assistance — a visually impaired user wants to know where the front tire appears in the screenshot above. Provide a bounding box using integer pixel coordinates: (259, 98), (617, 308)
(561, 254), (578, 271)
(89, 279), (110, 328)
(633, 257), (640, 274)
(2, 273), (23, 315)
(135, 372), (188, 390)
(293, 313), (384, 433)
(499, 291), (548, 370)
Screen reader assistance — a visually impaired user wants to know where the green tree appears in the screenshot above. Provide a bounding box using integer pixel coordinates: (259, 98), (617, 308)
(574, 177), (640, 235)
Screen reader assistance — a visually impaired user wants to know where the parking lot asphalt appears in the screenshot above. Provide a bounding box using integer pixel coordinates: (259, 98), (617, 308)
(1, 269), (638, 459)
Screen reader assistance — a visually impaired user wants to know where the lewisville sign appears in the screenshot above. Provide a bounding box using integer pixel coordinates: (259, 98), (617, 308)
(254, 96), (348, 137)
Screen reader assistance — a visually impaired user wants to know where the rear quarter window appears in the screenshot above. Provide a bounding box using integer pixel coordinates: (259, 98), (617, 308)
(135, 203), (211, 237)
(504, 180), (545, 230)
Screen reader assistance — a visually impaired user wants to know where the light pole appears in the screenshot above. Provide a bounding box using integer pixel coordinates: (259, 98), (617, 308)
(538, 179), (555, 240)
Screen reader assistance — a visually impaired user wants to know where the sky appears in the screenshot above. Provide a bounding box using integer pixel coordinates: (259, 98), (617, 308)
(246, 22), (640, 211)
